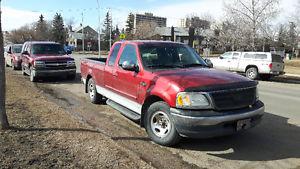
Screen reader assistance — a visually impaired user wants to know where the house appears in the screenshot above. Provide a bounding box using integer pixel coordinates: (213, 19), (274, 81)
(68, 26), (100, 51)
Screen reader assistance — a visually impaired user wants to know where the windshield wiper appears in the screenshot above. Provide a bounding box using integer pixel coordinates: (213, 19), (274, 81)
(183, 63), (209, 68)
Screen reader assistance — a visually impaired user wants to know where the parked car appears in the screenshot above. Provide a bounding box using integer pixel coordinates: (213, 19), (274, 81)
(21, 41), (76, 82)
(209, 52), (285, 80)
(5, 44), (23, 70)
(81, 41), (265, 146)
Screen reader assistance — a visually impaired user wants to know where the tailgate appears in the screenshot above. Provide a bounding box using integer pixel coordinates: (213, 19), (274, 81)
(271, 54), (284, 72)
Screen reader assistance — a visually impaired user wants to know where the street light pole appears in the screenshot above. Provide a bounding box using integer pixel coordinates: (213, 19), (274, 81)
(96, 0), (101, 58)
(109, 8), (112, 51)
(82, 12), (85, 54)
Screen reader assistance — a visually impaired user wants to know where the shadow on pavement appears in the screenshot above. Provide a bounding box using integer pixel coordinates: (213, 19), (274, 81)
(177, 113), (300, 161)
(267, 76), (300, 84)
(33, 73), (82, 85)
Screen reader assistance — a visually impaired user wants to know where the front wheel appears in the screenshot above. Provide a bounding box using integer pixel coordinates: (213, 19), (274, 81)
(30, 67), (37, 82)
(145, 101), (181, 146)
(246, 67), (259, 80)
(87, 78), (102, 104)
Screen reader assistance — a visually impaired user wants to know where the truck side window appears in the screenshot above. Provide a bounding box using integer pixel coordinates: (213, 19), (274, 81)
(108, 43), (121, 66)
(118, 44), (137, 65)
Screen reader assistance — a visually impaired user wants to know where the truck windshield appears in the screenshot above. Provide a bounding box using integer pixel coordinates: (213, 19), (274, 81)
(32, 44), (65, 55)
(12, 45), (23, 53)
(139, 44), (208, 69)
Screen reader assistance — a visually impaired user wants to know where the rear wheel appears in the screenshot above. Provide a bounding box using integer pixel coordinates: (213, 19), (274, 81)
(145, 101), (181, 146)
(246, 67), (259, 80)
(88, 78), (102, 104)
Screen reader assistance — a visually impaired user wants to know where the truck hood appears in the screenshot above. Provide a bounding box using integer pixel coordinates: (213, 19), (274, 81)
(154, 68), (251, 91)
(33, 55), (74, 61)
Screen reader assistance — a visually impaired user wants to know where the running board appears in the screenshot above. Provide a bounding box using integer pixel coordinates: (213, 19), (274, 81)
(106, 99), (141, 121)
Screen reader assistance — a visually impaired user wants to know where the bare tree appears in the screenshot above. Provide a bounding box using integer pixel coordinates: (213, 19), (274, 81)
(0, 0), (9, 130)
(224, 0), (279, 50)
(7, 24), (36, 44)
(134, 21), (158, 40)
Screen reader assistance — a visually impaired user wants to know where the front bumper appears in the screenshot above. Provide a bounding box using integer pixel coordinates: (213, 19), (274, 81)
(170, 101), (265, 138)
(32, 68), (76, 77)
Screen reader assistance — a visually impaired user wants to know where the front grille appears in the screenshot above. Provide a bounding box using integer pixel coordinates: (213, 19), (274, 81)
(210, 87), (256, 111)
(45, 61), (68, 69)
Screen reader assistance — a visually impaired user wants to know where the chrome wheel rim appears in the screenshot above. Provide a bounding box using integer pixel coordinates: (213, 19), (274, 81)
(247, 69), (256, 79)
(89, 82), (95, 99)
(151, 111), (171, 138)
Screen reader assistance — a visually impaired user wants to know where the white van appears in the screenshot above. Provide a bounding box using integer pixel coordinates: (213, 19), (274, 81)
(210, 52), (285, 80)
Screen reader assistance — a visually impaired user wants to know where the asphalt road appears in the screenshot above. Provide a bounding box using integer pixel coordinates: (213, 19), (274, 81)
(19, 54), (300, 169)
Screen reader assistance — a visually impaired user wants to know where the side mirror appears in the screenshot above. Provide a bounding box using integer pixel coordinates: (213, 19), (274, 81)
(22, 51), (29, 55)
(219, 56), (224, 59)
(7, 50), (12, 54)
(204, 59), (213, 68)
(121, 61), (139, 72)
(67, 50), (72, 55)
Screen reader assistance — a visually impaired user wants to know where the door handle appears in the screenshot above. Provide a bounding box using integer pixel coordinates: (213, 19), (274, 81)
(112, 72), (118, 77)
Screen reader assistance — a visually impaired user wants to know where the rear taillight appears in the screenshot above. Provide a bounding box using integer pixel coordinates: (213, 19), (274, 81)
(269, 63), (273, 69)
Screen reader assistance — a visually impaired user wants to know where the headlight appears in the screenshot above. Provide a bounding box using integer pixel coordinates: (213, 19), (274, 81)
(67, 60), (76, 67)
(176, 92), (211, 109)
(34, 61), (45, 67)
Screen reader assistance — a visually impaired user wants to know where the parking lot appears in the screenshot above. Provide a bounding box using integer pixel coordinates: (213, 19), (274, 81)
(7, 54), (297, 169)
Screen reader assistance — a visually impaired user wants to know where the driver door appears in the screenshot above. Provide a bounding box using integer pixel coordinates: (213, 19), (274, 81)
(216, 52), (233, 70)
(114, 44), (141, 101)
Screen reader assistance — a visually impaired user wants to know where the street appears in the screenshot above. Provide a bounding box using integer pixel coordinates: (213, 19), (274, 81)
(13, 54), (297, 169)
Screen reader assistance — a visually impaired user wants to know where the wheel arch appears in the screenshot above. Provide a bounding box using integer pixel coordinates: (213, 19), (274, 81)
(140, 95), (164, 128)
(245, 65), (258, 73)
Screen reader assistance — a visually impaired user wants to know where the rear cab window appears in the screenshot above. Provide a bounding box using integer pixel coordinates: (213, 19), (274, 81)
(108, 43), (121, 66)
(272, 54), (283, 63)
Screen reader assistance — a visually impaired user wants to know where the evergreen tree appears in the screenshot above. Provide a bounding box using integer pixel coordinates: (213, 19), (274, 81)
(52, 13), (67, 45)
(102, 11), (112, 50)
(35, 14), (50, 41)
(126, 13), (134, 34)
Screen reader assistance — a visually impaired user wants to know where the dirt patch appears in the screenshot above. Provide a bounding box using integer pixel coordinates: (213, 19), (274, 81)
(0, 70), (152, 169)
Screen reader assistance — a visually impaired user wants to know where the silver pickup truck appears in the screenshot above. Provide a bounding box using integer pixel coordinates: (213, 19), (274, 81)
(209, 52), (285, 80)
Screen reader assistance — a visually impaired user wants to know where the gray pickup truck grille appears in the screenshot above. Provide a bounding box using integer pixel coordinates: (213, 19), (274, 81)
(45, 61), (68, 69)
(209, 87), (256, 111)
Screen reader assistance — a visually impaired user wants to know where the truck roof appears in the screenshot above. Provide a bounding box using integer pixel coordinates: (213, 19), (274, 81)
(117, 40), (185, 45)
(23, 41), (60, 45)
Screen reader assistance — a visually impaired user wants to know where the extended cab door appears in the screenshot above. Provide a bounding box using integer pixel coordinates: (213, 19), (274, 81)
(104, 43), (122, 90)
(114, 44), (142, 101)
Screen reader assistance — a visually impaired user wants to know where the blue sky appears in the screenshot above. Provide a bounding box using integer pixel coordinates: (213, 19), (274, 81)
(2, 0), (298, 31)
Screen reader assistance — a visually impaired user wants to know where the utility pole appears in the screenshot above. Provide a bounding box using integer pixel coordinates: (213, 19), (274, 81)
(109, 8), (112, 51)
(96, 0), (101, 58)
(82, 12), (85, 54)
(0, 0), (10, 130)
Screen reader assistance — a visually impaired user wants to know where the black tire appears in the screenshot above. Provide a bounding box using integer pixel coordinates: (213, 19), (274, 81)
(246, 67), (259, 80)
(30, 67), (37, 82)
(87, 78), (102, 104)
(145, 101), (181, 146)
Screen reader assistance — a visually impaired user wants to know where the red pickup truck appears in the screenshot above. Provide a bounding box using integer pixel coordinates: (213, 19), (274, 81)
(21, 41), (76, 82)
(81, 41), (265, 146)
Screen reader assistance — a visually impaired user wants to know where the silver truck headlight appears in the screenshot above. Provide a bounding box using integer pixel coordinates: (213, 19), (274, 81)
(67, 60), (76, 66)
(34, 61), (45, 67)
(176, 92), (211, 109)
